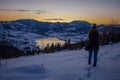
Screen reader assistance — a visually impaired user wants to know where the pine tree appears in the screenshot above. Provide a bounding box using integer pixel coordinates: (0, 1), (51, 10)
(50, 43), (55, 53)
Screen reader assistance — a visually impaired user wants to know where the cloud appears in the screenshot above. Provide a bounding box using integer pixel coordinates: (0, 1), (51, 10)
(34, 10), (49, 14)
(0, 9), (48, 14)
(0, 9), (30, 12)
(43, 18), (65, 21)
(18, 9), (30, 12)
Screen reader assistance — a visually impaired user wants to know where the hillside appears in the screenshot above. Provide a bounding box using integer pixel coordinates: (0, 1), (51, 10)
(0, 42), (120, 80)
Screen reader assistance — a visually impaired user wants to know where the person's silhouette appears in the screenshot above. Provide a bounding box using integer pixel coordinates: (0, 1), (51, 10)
(88, 24), (99, 67)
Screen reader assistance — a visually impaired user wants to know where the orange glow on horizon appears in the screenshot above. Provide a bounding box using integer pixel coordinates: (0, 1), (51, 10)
(0, 12), (120, 25)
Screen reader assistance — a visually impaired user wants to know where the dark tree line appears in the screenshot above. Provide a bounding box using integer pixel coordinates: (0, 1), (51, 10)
(0, 40), (40, 59)
(100, 28), (120, 45)
(40, 39), (85, 53)
(0, 40), (23, 59)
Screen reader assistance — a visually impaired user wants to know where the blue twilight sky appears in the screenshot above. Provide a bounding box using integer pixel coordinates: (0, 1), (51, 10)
(0, 0), (120, 24)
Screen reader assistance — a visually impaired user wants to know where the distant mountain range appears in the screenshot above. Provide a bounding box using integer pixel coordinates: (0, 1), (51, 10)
(1, 19), (120, 35)
(0, 19), (92, 34)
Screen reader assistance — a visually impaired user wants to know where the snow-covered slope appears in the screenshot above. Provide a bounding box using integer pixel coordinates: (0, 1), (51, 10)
(0, 30), (46, 51)
(0, 42), (120, 80)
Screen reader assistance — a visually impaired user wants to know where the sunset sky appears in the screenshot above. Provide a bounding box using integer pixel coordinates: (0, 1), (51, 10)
(0, 0), (120, 24)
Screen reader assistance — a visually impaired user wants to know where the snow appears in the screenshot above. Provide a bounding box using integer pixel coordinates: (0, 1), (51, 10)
(0, 42), (120, 80)
(0, 30), (46, 51)
(49, 32), (88, 42)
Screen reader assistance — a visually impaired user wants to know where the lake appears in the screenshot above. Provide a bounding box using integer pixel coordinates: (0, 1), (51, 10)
(35, 38), (66, 49)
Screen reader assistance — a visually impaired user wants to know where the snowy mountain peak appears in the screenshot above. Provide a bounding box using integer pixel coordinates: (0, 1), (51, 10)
(70, 20), (91, 25)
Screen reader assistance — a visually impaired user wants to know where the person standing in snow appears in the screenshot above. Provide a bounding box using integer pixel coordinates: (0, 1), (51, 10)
(88, 24), (99, 67)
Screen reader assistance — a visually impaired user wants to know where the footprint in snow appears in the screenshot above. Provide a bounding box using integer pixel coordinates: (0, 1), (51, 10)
(85, 71), (91, 78)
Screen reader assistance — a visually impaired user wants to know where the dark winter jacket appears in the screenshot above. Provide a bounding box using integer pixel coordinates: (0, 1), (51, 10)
(88, 29), (99, 49)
